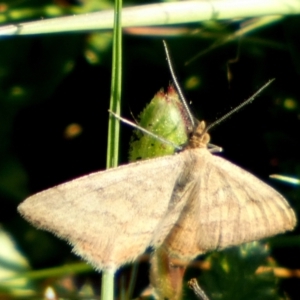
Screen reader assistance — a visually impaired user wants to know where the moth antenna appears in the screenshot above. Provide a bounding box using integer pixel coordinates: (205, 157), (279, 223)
(163, 40), (195, 128)
(108, 110), (183, 151)
(207, 143), (223, 153)
(205, 78), (275, 133)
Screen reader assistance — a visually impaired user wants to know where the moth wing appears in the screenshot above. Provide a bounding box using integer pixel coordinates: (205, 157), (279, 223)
(163, 149), (296, 260)
(197, 152), (296, 251)
(18, 155), (184, 270)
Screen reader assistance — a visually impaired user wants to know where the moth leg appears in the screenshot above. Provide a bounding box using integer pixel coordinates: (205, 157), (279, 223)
(207, 143), (223, 153)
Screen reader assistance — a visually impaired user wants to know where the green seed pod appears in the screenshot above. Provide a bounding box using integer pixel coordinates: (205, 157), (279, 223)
(129, 85), (192, 162)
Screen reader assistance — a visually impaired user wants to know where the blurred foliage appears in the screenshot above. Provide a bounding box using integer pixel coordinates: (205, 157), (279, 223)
(185, 243), (281, 300)
(0, 0), (112, 24)
(0, 0), (299, 299)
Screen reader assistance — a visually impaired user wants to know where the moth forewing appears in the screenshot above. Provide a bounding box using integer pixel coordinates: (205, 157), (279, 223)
(18, 153), (186, 270)
(155, 145), (296, 262)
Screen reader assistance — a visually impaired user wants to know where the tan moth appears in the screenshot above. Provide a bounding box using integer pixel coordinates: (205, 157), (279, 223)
(18, 43), (296, 281)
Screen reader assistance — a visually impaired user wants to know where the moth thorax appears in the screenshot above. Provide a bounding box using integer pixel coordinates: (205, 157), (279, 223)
(187, 121), (210, 149)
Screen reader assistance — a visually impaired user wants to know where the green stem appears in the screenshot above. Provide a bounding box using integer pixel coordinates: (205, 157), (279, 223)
(102, 0), (123, 298)
(101, 269), (115, 300)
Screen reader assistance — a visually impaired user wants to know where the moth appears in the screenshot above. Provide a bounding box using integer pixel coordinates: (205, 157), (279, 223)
(18, 44), (296, 276)
(18, 112), (296, 272)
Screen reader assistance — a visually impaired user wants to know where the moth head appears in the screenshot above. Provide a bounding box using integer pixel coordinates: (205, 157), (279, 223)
(187, 121), (210, 149)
